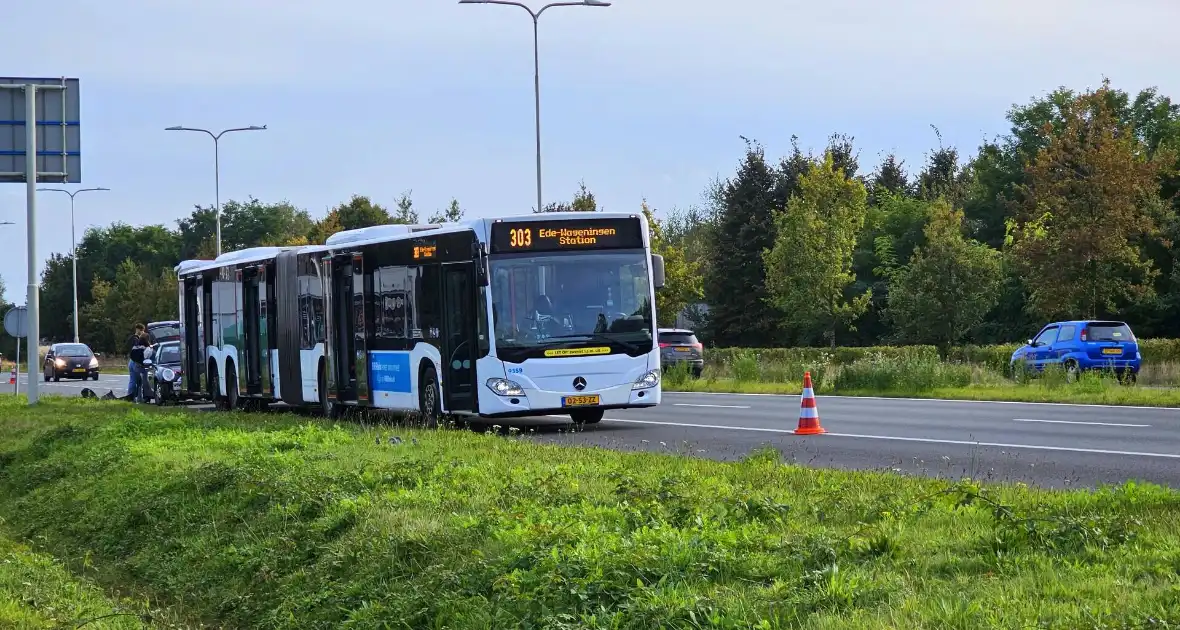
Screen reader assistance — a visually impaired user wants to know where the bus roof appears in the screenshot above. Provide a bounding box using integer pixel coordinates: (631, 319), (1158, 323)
(175, 212), (651, 277)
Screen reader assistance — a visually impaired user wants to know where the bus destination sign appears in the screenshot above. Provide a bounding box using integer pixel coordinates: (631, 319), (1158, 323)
(490, 217), (643, 253)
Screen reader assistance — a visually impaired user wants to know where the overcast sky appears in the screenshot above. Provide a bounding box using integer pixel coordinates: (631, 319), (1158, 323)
(2, 0), (1178, 304)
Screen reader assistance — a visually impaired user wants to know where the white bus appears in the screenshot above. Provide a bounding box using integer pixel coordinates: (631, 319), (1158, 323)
(174, 211), (666, 423)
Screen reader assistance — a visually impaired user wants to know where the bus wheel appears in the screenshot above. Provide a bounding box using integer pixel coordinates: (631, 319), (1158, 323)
(225, 369), (240, 410)
(570, 409), (604, 425)
(419, 366), (441, 426)
(318, 363), (338, 418)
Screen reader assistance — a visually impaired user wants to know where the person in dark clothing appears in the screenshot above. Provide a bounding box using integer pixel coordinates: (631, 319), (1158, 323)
(127, 324), (149, 401)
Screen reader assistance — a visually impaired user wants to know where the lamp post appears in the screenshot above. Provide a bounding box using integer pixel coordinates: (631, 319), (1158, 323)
(458, 0), (609, 214)
(36, 187), (110, 343)
(165, 125), (267, 257)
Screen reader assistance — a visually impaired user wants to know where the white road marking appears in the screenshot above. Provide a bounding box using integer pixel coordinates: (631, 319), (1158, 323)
(664, 390), (1180, 411)
(673, 403), (751, 409)
(585, 417), (1180, 459)
(1014, 418), (1150, 428)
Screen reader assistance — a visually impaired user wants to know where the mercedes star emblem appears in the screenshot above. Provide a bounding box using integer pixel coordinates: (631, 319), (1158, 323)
(573, 376), (587, 391)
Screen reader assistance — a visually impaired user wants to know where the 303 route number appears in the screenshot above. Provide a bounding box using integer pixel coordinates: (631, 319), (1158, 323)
(509, 228), (532, 248)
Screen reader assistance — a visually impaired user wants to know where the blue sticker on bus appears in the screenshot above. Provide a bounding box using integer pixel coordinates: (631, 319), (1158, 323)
(370, 351), (412, 393)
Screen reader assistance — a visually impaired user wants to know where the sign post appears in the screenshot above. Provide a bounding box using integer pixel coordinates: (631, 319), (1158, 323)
(4, 306), (28, 396)
(0, 77), (82, 405)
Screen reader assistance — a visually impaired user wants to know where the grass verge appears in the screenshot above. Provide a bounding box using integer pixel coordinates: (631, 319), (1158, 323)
(665, 354), (1180, 407)
(0, 534), (157, 629)
(1, 397), (1179, 628)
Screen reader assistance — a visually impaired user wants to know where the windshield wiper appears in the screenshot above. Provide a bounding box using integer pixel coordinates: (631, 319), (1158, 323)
(545, 332), (646, 354)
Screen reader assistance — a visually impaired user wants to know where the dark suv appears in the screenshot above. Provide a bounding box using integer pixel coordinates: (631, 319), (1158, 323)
(658, 328), (704, 377)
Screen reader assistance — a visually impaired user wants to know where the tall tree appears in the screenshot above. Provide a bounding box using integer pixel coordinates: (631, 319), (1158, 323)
(1006, 80), (1169, 320)
(429, 198), (465, 223)
(917, 128), (965, 205)
(81, 261), (178, 353)
(703, 139), (785, 346)
(393, 191), (419, 224)
(537, 180), (598, 213)
(176, 197), (314, 259)
(848, 194), (934, 346)
(868, 154), (913, 205)
(308, 194), (393, 244)
(39, 223), (181, 343)
(826, 133), (860, 180)
(764, 151), (871, 347)
(884, 201), (1002, 351)
(641, 200), (701, 327)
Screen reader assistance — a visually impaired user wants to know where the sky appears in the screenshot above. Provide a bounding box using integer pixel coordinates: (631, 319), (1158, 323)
(2, 0), (1179, 305)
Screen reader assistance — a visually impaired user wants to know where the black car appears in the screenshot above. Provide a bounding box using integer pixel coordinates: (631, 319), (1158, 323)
(43, 342), (100, 381)
(145, 341), (184, 404)
(658, 328), (704, 377)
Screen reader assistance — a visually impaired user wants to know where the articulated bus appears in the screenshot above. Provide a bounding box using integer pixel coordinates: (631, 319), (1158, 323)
(174, 211), (667, 423)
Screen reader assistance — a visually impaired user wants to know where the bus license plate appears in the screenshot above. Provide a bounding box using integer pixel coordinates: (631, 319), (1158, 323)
(562, 395), (600, 407)
(1102, 347), (1122, 355)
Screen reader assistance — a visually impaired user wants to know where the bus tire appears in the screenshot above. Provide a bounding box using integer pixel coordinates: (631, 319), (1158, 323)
(318, 360), (339, 418)
(419, 365), (441, 425)
(207, 362), (221, 407)
(225, 361), (239, 410)
(570, 409), (604, 425)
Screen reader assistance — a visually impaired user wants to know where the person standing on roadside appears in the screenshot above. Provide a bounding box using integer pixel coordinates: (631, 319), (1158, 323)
(127, 324), (149, 401)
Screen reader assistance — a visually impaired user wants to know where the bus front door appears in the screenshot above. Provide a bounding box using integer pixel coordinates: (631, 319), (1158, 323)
(441, 262), (476, 412)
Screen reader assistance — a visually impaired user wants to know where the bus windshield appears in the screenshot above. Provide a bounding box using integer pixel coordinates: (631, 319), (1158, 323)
(490, 250), (654, 362)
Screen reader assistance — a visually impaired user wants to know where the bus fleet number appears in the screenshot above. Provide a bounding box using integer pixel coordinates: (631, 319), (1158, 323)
(509, 228), (532, 248)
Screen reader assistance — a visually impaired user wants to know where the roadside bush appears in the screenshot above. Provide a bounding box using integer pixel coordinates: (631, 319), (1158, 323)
(698, 338), (1180, 388)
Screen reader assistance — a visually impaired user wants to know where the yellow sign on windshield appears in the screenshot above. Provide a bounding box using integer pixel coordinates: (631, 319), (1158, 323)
(543, 346), (611, 358)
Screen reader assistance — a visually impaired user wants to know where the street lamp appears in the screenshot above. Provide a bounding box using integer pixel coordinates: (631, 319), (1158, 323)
(36, 186), (110, 343)
(458, 0), (610, 214)
(165, 124), (267, 257)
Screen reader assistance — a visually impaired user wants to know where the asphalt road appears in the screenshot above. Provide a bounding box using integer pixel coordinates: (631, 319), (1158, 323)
(17, 375), (1180, 489)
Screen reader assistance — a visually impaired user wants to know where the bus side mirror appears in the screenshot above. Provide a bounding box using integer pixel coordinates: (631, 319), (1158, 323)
(651, 254), (665, 289)
(474, 242), (489, 287)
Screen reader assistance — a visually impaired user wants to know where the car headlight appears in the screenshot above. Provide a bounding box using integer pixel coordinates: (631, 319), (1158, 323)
(89, 357), (99, 368)
(159, 367), (176, 382)
(486, 378), (525, 397)
(54, 358), (65, 367)
(632, 369), (660, 390)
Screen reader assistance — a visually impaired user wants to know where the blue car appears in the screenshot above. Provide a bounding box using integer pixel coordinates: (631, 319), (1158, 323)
(1009, 320), (1141, 382)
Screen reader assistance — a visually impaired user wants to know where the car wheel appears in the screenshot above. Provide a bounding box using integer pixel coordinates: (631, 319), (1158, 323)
(571, 409), (604, 425)
(53, 372), (60, 383)
(1064, 361), (1080, 384)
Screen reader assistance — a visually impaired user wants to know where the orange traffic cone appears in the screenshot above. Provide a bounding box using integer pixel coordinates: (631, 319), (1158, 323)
(795, 371), (826, 435)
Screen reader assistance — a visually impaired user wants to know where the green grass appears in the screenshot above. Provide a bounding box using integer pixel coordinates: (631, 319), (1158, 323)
(665, 351), (1180, 407)
(0, 534), (159, 629)
(1, 397), (1179, 628)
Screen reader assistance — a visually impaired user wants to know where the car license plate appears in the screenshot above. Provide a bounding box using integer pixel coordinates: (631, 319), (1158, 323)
(562, 395), (600, 407)
(674, 346), (690, 352)
(1102, 347), (1122, 355)
(73, 368), (86, 372)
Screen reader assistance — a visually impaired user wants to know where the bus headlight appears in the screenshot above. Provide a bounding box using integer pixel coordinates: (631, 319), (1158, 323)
(632, 370), (660, 390)
(486, 378), (525, 397)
